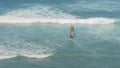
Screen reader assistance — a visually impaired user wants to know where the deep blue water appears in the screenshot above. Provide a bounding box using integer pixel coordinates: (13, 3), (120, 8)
(0, 0), (120, 68)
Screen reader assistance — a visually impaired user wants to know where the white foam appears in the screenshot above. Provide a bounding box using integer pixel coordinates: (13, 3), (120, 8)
(0, 55), (17, 60)
(0, 16), (115, 24)
(0, 54), (52, 60)
(0, 41), (53, 60)
(4, 5), (76, 19)
(0, 5), (115, 24)
(22, 54), (52, 59)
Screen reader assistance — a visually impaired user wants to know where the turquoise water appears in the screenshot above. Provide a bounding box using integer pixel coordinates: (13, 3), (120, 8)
(0, 0), (120, 68)
(0, 24), (120, 68)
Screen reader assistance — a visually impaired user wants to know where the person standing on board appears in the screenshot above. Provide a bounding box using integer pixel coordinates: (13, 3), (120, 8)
(70, 25), (75, 40)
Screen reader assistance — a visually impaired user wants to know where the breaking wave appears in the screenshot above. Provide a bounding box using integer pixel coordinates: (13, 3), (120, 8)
(0, 41), (53, 60)
(0, 17), (115, 24)
(0, 5), (116, 24)
(0, 54), (52, 60)
(0, 55), (17, 60)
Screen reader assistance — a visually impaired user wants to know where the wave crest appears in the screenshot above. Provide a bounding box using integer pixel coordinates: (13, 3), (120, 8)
(0, 55), (17, 60)
(0, 5), (115, 25)
(0, 16), (115, 24)
(0, 54), (52, 60)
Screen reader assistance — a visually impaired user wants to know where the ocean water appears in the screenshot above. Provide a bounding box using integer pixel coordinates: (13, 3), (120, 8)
(0, 0), (120, 68)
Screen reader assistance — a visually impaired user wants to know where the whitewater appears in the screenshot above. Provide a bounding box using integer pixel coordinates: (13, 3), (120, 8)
(0, 5), (116, 24)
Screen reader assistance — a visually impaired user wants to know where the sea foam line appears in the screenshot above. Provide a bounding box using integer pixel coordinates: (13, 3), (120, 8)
(0, 16), (115, 24)
(0, 54), (52, 60)
(22, 54), (52, 59)
(0, 4), (116, 25)
(0, 55), (17, 60)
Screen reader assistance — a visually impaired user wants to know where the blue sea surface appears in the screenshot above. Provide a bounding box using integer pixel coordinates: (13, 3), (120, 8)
(0, 0), (120, 68)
